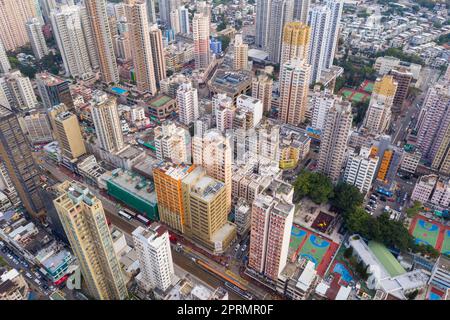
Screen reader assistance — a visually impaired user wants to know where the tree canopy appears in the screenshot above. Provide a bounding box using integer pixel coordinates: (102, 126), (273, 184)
(293, 171), (334, 204)
(330, 182), (364, 216)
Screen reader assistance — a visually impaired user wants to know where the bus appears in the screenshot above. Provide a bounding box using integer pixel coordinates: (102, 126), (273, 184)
(136, 214), (151, 226)
(224, 282), (253, 300)
(118, 210), (133, 221)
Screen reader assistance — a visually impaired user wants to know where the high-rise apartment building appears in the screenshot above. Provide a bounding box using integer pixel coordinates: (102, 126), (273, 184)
(278, 59), (311, 125)
(293, 0), (310, 23)
(248, 192), (294, 281)
(85, 0), (119, 84)
(153, 163), (195, 233)
(0, 71), (38, 110)
(54, 110), (86, 162)
(310, 89), (337, 131)
(363, 75), (398, 134)
(170, 9), (180, 33)
(21, 110), (53, 144)
(252, 68), (273, 113)
(389, 67), (413, 114)
(90, 91), (124, 153)
(179, 6), (190, 34)
(154, 122), (190, 164)
(317, 100), (353, 182)
(255, 0), (272, 49)
(267, 0), (294, 64)
(177, 81), (199, 126)
(233, 34), (248, 71)
(307, 5), (330, 84)
(280, 22), (310, 66)
(36, 72), (73, 109)
(323, 0), (343, 69)
(343, 146), (379, 195)
(132, 224), (174, 292)
(416, 83), (450, 174)
(307, 0), (343, 83)
(213, 93), (234, 133)
(149, 24), (167, 87)
(25, 18), (49, 60)
(0, 0), (39, 51)
(53, 181), (128, 300)
(192, 130), (232, 212)
(50, 5), (97, 79)
(0, 39), (11, 74)
(125, 0), (157, 95)
(146, 0), (156, 24)
(192, 12), (211, 69)
(0, 106), (44, 218)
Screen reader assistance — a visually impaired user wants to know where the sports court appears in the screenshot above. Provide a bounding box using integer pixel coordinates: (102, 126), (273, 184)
(289, 224), (339, 276)
(338, 87), (371, 103)
(409, 215), (450, 253)
(441, 229), (450, 256)
(359, 80), (374, 93)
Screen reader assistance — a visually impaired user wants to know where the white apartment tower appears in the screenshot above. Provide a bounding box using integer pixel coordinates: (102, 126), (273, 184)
(25, 18), (49, 60)
(343, 146), (379, 195)
(266, 0), (294, 64)
(307, 5), (330, 84)
(213, 93), (235, 133)
(50, 5), (96, 79)
(0, 39), (11, 74)
(310, 89), (337, 131)
(255, 0), (272, 48)
(317, 100), (353, 182)
(177, 81), (199, 126)
(90, 91), (124, 153)
(0, 71), (38, 110)
(132, 224), (175, 292)
(154, 122), (190, 164)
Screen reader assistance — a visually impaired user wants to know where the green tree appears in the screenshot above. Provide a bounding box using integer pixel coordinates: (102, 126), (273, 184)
(353, 100), (370, 127)
(218, 35), (231, 51)
(293, 171), (334, 204)
(331, 182), (364, 216)
(343, 246), (353, 259)
(406, 201), (422, 218)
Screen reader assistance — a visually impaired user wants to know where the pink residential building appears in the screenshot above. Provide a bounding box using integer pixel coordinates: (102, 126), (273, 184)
(248, 193), (294, 281)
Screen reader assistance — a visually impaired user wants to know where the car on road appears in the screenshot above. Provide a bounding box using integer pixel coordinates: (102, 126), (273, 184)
(25, 272), (32, 279)
(0, 241), (4, 247)
(34, 279), (41, 286)
(33, 272), (42, 279)
(241, 244), (247, 252)
(234, 244), (240, 252)
(380, 196), (387, 202)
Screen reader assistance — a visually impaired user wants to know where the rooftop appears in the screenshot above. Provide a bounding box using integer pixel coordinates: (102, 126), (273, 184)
(108, 169), (156, 204)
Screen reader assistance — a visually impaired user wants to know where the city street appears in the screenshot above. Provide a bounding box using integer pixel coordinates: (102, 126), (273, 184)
(38, 157), (275, 300)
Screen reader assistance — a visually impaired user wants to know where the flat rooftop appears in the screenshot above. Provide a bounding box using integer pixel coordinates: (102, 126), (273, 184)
(149, 95), (174, 108)
(108, 169), (156, 204)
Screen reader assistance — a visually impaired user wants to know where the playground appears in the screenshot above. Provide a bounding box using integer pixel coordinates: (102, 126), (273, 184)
(289, 224), (339, 276)
(409, 215), (450, 253)
(331, 261), (354, 284)
(311, 211), (335, 233)
(427, 287), (445, 300)
(359, 80), (374, 93)
(338, 87), (371, 103)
